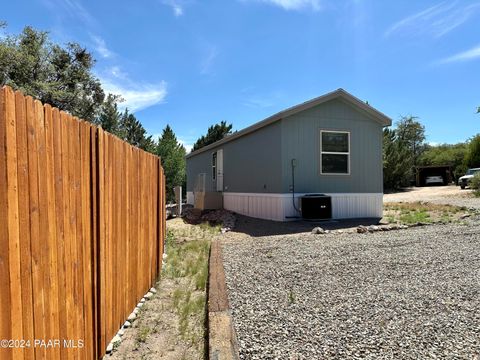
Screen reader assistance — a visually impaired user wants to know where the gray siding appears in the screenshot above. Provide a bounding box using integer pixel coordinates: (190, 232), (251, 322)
(280, 98), (384, 193)
(186, 121), (283, 193)
(187, 150), (216, 192)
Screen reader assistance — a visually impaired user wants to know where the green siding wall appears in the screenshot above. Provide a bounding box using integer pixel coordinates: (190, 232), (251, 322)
(280, 98), (384, 193)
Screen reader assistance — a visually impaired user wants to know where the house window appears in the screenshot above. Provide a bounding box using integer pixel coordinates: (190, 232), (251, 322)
(320, 130), (350, 175)
(212, 152), (217, 180)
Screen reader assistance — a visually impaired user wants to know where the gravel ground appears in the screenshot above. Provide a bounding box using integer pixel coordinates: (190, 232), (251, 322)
(222, 219), (480, 359)
(384, 186), (480, 210)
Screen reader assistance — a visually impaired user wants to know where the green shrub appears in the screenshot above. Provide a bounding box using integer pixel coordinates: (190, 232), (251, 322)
(470, 173), (480, 195)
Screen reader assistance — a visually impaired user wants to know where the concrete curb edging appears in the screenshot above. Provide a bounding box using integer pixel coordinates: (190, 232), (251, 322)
(208, 240), (240, 360)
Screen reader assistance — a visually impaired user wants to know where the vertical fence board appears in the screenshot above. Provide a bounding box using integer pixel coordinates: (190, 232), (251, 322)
(97, 128), (106, 354)
(35, 99), (53, 360)
(80, 121), (93, 359)
(15, 91), (35, 360)
(52, 108), (68, 360)
(107, 133), (114, 345)
(26, 96), (46, 359)
(4, 86), (24, 360)
(0, 87), (13, 360)
(60, 111), (74, 360)
(90, 126), (99, 360)
(125, 147), (131, 317)
(44, 104), (61, 360)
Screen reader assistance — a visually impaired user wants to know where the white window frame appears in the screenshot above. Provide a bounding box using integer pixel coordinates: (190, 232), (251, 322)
(320, 130), (351, 176)
(212, 152), (217, 180)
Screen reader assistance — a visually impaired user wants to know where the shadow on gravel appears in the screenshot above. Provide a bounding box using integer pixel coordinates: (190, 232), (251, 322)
(231, 214), (381, 237)
(383, 187), (416, 194)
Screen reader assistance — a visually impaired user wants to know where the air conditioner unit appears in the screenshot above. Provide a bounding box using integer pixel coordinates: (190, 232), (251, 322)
(301, 194), (332, 220)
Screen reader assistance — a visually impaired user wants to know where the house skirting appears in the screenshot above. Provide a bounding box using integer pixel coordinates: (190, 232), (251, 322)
(186, 192), (383, 221)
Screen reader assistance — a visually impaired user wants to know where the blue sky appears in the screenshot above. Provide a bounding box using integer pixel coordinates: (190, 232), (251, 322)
(3, 0), (480, 150)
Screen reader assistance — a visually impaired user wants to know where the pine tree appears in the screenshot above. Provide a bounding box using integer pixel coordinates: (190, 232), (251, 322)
(97, 94), (122, 134)
(118, 109), (155, 152)
(156, 125), (186, 202)
(192, 120), (233, 151)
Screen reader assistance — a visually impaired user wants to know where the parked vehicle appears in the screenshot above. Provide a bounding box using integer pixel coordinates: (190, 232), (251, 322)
(459, 168), (480, 189)
(425, 175), (444, 186)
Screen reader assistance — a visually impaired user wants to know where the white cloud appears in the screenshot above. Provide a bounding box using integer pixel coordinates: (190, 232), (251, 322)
(41, 0), (96, 26)
(108, 66), (128, 80)
(243, 97), (274, 108)
(437, 44), (480, 64)
(101, 71), (168, 112)
(385, 1), (480, 38)
(242, 90), (285, 108)
(200, 45), (219, 75)
(161, 0), (184, 16)
(244, 0), (322, 11)
(91, 35), (114, 58)
(178, 139), (193, 153)
(102, 81), (167, 112)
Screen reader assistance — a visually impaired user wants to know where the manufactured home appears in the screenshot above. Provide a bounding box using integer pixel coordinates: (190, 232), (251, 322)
(186, 89), (392, 221)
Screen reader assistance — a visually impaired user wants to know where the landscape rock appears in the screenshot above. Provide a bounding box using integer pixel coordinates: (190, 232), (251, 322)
(123, 321), (131, 328)
(106, 343), (114, 354)
(111, 335), (122, 346)
(311, 227), (325, 234)
(144, 291), (154, 300)
(201, 209), (236, 231)
(150, 287), (157, 293)
(357, 226), (368, 234)
(127, 312), (136, 322)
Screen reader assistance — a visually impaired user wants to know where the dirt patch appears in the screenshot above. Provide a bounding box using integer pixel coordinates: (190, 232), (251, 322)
(108, 277), (201, 360)
(384, 186), (476, 204)
(108, 218), (218, 360)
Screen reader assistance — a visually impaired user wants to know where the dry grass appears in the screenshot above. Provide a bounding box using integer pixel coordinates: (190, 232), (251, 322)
(164, 220), (217, 347)
(383, 201), (469, 225)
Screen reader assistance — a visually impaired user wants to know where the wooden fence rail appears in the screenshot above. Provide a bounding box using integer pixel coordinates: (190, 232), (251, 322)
(0, 86), (166, 360)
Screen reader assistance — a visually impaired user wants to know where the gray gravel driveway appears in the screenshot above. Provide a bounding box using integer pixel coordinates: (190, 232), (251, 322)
(384, 186), (479, 210)
(223, 220), (480, 359)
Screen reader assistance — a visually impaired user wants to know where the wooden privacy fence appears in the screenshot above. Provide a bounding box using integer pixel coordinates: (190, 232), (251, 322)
(0, 86), (166, 360)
